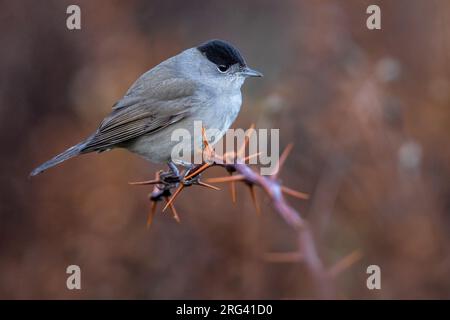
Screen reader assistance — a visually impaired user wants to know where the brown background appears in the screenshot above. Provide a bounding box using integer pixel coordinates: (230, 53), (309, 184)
(1, 0), (450, 299)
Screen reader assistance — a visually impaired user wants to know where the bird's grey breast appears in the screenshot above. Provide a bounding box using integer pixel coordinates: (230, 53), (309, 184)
(199, 89), (242, 134)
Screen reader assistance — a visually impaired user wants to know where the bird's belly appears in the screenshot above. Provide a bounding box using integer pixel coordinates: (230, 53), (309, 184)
(126, 93), (242, 164)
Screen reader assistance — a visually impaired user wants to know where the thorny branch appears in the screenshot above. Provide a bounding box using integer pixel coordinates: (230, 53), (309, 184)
(130, 126), (337, 298)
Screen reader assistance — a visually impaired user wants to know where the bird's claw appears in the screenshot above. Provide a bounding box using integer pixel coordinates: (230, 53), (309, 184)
(158, 171), (182, 189)
(153, 164), (204, 191)
(182, 172), (202, 186)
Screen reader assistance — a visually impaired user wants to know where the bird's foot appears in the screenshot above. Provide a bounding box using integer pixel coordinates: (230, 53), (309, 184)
(180, 164), (202, 186)
(128, 163), (182, 197)
(181, 162), (219, 190)
(158, 162), (203, 188)
(128, 162), (206, 191)
(129, 161), (219, 226)
(158, 170), (182, 189)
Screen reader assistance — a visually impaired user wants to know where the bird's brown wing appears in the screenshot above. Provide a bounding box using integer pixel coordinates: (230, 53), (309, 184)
(81, 77), (198, 152)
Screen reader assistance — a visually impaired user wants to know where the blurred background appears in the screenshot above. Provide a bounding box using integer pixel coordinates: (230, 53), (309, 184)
(1, 0), (450, 299)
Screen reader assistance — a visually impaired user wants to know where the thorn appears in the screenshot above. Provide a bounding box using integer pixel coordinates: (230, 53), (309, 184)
(201, 126), (213, 154)
(273, 143), (294, 178)
(248, 184), (261, 215)
(184, 162), (211, 180)
(129, 179), (161, 186)
(237, 124), (256, 158)
(242, 152), (261, 163)
(205, 174), (245, 183)
(263, 252), (303, 263)
(146, 201), (157, 228)
(281, 186), (309, 200)
(201, 126), (216, 162)
(229, 172), (236, 204)
(328, 250), (363, 278)
(164, 196), (180, 223)
(163, 184), (184, 212)
(197, 181), (220, 191)
(222, 151), (235, 164)
(230, 181), (237, 203)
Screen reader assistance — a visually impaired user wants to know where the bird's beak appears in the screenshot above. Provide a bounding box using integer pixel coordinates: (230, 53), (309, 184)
(240, 66), (263, 77)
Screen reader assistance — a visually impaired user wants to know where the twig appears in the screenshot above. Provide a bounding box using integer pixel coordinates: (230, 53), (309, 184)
(133, 127), (334, 298)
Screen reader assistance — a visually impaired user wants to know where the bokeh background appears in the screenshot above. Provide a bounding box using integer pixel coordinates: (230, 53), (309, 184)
(1, 0), (450, 299)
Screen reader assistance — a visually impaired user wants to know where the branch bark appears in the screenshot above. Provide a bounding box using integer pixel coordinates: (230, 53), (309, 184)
(131, 139), (335, 298)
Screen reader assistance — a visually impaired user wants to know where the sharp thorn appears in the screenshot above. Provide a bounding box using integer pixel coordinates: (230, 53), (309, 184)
(230, 181), (236, 203)
(237, 124), (256, 158)
(205, 175), (245, 183)
(223, 152), (235, 164)
(263, 252), (303, 263)
(129, 179), (161, 186)
(273, 143), (294, 178)
(230, 172), (237, 204)
(248, 184), (261, 215)
(201, 126), (213, 154)
(185, 162), (211, 180)
(197, 181), (221, 191)
(328, 250), (363, 278)
(242, 152), (261, 163)
(146, 201), (158, 228)
(281, 185), (309, 200)
(162, 185), (184, 212)
(164, 196), (181, 223)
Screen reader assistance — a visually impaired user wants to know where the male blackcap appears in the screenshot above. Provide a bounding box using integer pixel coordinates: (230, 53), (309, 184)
(30, 39), (262, 176)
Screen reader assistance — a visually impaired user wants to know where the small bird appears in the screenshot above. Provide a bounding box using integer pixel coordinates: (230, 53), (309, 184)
(30, 39), (262, 177)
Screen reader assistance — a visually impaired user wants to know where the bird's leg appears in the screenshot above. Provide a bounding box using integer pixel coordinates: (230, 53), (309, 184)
(180, 163), (196, 178)
(151, 161), (206, 190)
(168, 161), (180, 177)
(159, 161), (182, 188)
(182, 162), (216, 186)
(182, 163), (202, 186)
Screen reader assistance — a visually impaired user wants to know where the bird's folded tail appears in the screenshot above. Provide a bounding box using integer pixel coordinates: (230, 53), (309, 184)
(30, 141), (87, 177)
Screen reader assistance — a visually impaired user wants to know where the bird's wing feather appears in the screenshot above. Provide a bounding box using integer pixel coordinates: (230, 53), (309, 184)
(82, 76), (198, 152)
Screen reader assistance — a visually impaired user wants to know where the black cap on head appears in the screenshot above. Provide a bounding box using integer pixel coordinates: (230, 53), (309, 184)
(197, 39), (246, 69)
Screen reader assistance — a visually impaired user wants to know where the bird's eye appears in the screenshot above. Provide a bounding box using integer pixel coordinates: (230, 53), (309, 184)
(217, 65), (229, 73)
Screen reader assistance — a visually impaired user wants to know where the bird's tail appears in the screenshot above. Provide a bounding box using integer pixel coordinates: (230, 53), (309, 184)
(30, 141), (87, 176)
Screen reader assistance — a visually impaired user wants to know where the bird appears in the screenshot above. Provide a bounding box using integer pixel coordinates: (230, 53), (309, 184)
(30, 39), (262, 178)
